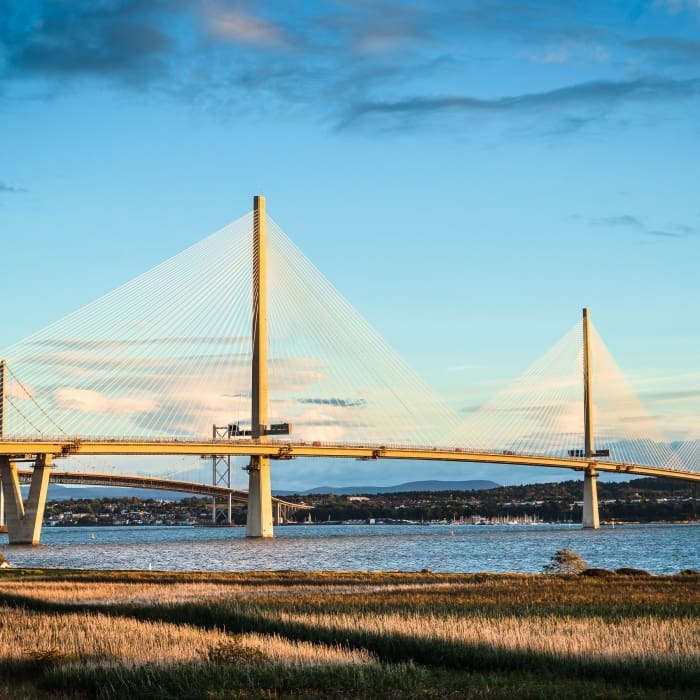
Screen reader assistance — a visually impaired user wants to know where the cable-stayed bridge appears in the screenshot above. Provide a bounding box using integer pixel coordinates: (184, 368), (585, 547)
(1, 196), (698, 544)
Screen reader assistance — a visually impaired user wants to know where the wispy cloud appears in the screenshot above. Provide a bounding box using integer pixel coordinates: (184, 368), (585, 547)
(29, 336), (250, 351)
(630, 36), (700, 65)
(0, 181), (26, 193)
(647, 228), (695, 238)
(591, 215), (643, 228)
(1, 2), (699, 137)
(2, 2), (173, 84)
(207, 8), (294, 49)
(641, 388), (700, 402)
(591, 214), (696, 240)
(526, 40), (610, 65)
(54, 387), (159, 415)
(340, 76), (700, 129)
(298, 397), (367, 408)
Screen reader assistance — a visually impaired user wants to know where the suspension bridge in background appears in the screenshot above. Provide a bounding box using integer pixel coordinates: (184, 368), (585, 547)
(1, 196), (699, 544)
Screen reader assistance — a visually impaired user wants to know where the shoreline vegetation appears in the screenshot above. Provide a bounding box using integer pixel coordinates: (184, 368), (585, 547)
(0, 567), (698, 698)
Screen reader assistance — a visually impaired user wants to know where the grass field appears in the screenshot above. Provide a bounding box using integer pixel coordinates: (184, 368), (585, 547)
(0, 567), (698, 698)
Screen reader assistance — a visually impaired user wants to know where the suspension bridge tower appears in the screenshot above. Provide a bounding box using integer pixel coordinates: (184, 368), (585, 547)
(246, 195), (274, 537)
(582, 307), (600, 529)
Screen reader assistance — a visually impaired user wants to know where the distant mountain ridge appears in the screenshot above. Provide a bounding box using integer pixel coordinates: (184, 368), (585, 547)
(273, 480), (500, 496)
(26, 479), (500, 501)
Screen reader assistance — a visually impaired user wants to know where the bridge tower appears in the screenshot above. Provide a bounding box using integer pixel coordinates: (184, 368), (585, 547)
(582, 308), (600, 529)
(246, 195), (274, 537)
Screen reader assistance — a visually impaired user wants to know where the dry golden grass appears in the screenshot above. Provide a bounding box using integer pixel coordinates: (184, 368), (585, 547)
(1, 569), (698, 698)
(0, 578), (440, 605)
(1, 570), (698, 678)
(0, 580), (248, 605)
(262, 609), (700, 664)
(3, 573), (698, 664)
(0, 606), (373, 667)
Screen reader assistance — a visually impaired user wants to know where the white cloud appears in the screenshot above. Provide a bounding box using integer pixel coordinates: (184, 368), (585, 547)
(54, 388), (159, 416)
(354, 30), (415, 54)
(5, 381), (34, 401)
(208, 9), (290, 48)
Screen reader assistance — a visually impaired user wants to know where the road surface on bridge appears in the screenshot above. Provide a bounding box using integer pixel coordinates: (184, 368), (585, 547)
(3, 438), (699, 483)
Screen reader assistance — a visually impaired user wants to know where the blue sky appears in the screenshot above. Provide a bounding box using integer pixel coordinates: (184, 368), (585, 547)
(1, 1), (699, 487)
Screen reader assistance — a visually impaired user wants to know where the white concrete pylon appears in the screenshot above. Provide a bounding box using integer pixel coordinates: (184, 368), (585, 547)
(0, 454), (52, 545)
(582, 308), (600, 529)
(246, 195), (273, 538)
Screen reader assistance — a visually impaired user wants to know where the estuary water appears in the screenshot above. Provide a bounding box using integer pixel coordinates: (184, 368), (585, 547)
(2, 523), (698, 574)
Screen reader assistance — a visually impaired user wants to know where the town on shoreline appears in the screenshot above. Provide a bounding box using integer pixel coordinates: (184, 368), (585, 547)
(37, 477), (699, 528)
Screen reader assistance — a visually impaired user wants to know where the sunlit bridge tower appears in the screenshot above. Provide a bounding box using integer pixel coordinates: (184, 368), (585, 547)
(582, 308), (600, 529)
(245, 195), (289, 537)
(214, 196), (287, 536)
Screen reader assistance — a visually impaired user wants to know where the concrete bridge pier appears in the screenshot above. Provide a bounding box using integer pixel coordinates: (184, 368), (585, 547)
(0, 454), (52, 545)
(0, 359), (5, 531)
(582, 467), (600, 529)
(246, 456), (273, 537)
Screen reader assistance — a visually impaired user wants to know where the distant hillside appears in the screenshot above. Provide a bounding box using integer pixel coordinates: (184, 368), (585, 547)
(22, 484), (194, 501)
(21, 480), (499, 501)
(274, 480), (500, 496)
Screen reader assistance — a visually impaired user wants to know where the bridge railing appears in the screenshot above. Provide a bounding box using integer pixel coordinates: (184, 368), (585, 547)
(2, 434), (698, 473)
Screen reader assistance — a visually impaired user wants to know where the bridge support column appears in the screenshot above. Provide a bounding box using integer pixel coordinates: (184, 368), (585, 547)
(582, 468), (600, 529)
(0, 454), (52, 545)
(581, 309), (600, 530)
(211, 454), (233, 524)
(0, 457), (24, 539)
(0, 360), (5, 531)
(246, 456), (273, 537)
(247, 194), (274, 538)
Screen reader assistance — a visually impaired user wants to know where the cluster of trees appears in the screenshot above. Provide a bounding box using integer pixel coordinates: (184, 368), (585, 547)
(288, 478), (699, 524)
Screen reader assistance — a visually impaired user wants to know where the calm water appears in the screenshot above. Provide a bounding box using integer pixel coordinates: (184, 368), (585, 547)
(2, 523), (698, 574)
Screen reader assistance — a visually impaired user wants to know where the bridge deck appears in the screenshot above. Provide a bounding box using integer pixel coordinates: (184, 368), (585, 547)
(15, 469), (310, 509)
(2, 438), (699, 483)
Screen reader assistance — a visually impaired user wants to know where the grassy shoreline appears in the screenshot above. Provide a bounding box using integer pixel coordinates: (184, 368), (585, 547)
(1, 568), (698, 698)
